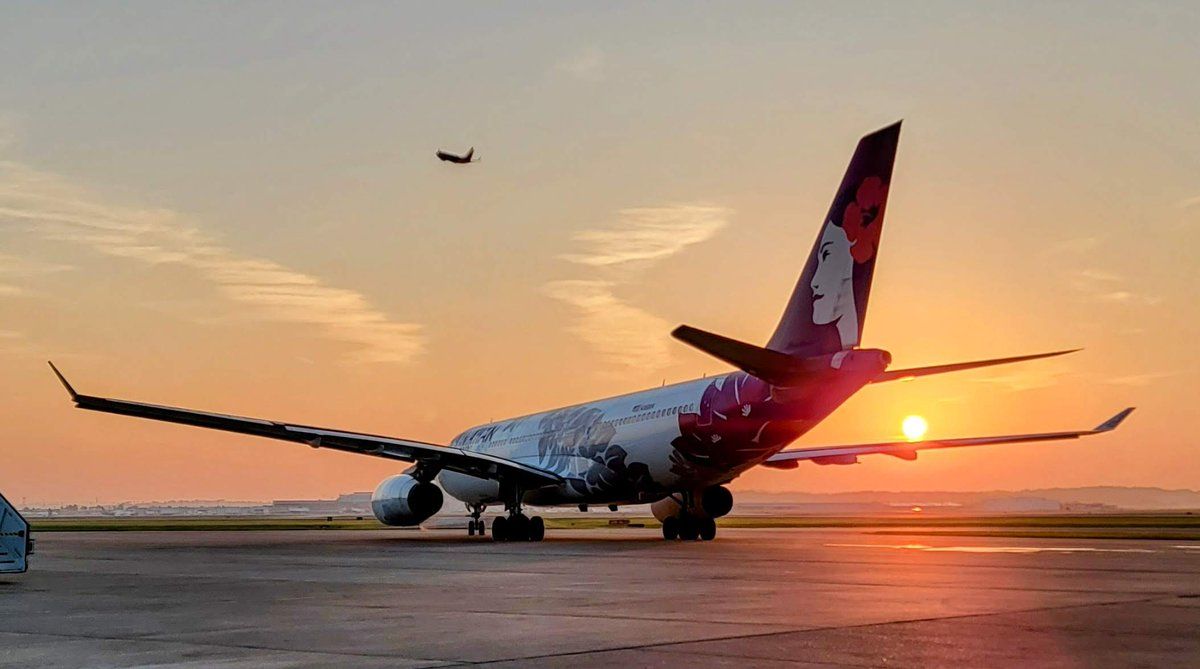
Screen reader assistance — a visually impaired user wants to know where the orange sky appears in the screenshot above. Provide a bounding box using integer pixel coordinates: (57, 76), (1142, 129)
(1, 4), (1197, 504)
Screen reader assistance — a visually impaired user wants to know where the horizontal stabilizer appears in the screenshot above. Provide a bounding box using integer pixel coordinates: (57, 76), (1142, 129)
(672, 325), (818, 385)
(872, 349), (1080, 383)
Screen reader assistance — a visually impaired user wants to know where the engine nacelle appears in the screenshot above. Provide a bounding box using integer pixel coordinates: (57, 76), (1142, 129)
(371, 475), (444, 526)
(438, 470), (500, 506)
(651, 485), (734, 522)
(651, 496), (681, 522)
(701, 485), (734, 518)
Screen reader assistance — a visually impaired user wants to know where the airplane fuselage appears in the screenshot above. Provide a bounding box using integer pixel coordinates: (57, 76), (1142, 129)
(439, 349), (889, 508)
(437, 149), (475, 163)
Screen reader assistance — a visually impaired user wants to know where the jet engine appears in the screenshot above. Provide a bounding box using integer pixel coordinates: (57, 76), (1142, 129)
(701, 485), (734, 518)
(651, 495), (682, 522)
(651, 485), (733, 522)
(371, 474), (444, 526)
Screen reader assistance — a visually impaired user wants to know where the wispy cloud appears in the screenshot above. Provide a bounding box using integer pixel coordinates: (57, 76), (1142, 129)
(0, 251), (73, 297)
(970, 368), (1073, 392)
(561, 205), (729, 267)
(555, 47), (605, 82)
(1095, 290), (1163, 306)
(546, 204), (729, 370)
(1073, 268), (1121, 284)
(1102, 371), (1178, 387)
(1066, 268), (1162, 307)
(543, 280), (674, 368)
(1177, 195), (1200, 210)
(0, 251), (73, 288)
(0, 161), (424, 364)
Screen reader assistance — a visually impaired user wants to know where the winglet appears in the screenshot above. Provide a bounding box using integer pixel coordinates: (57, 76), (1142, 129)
(47, 361), (78, 401)
(1094, 407), (1135, 433)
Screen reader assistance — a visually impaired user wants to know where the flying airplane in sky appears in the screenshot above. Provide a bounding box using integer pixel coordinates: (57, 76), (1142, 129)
(436, 147), (477, 164)
(49, 122), (1134, 542)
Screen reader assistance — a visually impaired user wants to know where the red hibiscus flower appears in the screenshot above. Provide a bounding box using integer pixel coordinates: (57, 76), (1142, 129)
(842, 176), (887, 263)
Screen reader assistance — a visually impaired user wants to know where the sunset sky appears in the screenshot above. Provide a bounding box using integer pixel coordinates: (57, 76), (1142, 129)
(2, 3), (1197, 505)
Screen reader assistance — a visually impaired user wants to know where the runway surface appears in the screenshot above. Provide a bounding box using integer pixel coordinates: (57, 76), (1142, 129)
(2, 527), (1198, 668)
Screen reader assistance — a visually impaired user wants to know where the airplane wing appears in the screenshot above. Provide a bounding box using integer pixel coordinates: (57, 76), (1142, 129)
(48, 362), (560, 489)
(761, 408), (1134, 468)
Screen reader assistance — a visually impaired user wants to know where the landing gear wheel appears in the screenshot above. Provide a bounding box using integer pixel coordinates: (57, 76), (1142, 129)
(698, 517), (717, 541)
(467, 505), (487, 537)
(508, 513), (530, 541)
(662, 516), (679, 540)
(492, 515), (508, 542)
(528, 516), (545, 542)
(678, 516), (699, 541)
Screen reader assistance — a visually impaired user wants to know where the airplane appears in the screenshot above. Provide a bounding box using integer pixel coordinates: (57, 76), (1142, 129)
(49, 121), (1134, 543)
(436, 147), (477, 164)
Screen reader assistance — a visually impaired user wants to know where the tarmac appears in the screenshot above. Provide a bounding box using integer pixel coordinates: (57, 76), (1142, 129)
(2, 527), (1198, 668)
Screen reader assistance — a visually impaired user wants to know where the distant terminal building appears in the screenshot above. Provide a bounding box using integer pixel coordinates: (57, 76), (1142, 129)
(269, 492), (371, 517)
(973, 497), (1063, 513)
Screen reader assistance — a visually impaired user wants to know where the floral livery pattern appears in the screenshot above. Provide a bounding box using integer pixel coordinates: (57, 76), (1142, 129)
(841, 176), (887, 264)
(670, 373), (798, 479)
(535, 406), (658, 498)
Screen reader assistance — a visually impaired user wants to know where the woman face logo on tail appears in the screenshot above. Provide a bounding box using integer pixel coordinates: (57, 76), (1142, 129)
(810, 222), (859, 348)
(809, 175), (886, 350)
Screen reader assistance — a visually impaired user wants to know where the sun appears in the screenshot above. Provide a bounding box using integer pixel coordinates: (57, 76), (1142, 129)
(901, 415), (928, 442)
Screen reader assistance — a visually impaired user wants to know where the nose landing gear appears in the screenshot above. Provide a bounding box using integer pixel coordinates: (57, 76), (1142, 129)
(467, 504), (487, 537)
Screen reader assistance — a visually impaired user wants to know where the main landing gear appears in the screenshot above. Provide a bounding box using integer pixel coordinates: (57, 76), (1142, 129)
(490, 487), (545, 542)
(492, 513), (545, 542)
(660, 490), (718, 541)
(661, 515), (716, 541)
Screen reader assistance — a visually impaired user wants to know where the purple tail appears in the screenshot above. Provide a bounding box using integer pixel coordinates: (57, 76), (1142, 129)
(766, 121), (901, 356)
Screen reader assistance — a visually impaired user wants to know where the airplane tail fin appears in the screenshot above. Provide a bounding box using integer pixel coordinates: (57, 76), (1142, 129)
(766, 122), (901, 356)
(465, 147), (474, 160)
